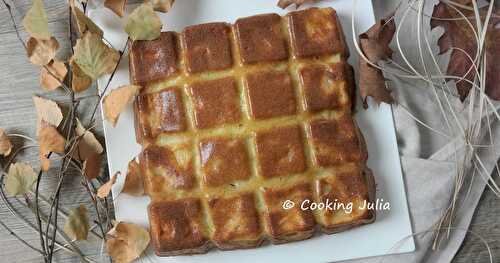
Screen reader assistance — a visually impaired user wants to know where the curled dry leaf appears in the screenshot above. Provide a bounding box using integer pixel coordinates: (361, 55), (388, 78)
(4, 162), (37, 196)
(70, 1), (104, 37)
(146, 0), (175, 13)
(358, 15), (396, 108)
(97, 172), (118, 198)
(0, 128), (12, 156)
(40, 59), (67, 91)
(22, 0), (50, 40)
(83, 153), (102, 180)
(33, 95), (63, 133)
(104, 0), (127, 17)
(72, 119), (103, 161)
(72, 32), (120, 80)
(64, 205), (90, 241)
(277, 0), (317, 9)
(26, 37), (59, 66)
(122, 158), (144, 196)
(70, 59), (93, 92)
(103, 85), (141, 126)
(106, 222), (150, 263)
(431, 1), (500, 101)
(124, 3), (163, 41)
(38, 122), (66, 171)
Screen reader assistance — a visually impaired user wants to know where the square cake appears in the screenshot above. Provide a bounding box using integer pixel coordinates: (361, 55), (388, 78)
(130, 7), (376, 256)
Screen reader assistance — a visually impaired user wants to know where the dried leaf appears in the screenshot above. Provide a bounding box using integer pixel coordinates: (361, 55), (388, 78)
(64, 205), (90, 241)
(358, 16), (396, 108)
(72, 32), (120, 80)
(97, 172), (118, 198)
(106, 222), (150, 263)
(70, 1), (104, 37)
(72, 119), (103, 161)
(122, 158), (144, 196)
(82, 153), (102, 180)
(124, 3), (162, 41)
(5, 163), (37, 196)
(33, 96), (63, 133)
(277, 0), (317, 9)
(22, 0), (50, 40)
(38, 122), (66, 171)
(431, 1), (500, 100)
(40, 59), (67, 91)
(26, 37), (59, 66)
(0, 129), (12, 156)
(104, 0), (127, 17)
(70, 59), (93, 92)
(103, 85), (141, 126)
(146, 0), (175, 13)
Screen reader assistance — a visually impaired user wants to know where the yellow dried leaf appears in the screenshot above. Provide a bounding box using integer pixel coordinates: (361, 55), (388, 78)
(5, 163), (37, 196)
(124, 3), (162, 41)
(106, 222), (150, 263)
(72, 32), (120, 80)
(122, 158), (144, 196)
(0, 129), (12, 156)
(104, 0), (127, 17)
(97, 172), (118, 198)
(277, 0), (318, 9)
(83, 153), (102, 180)
(33, 96), (63, 133)
(40, 59), (67, 91)
(146, 0), (175, 13)
(38, 122), (66, 171)
(70, 2), (103, 37)
(103, 85), (140, 127)
(72, 119), (103, 161)
(70, 59), (93, 93)
(26, 37), (59, 66)
(64, 205), (90, 241)
(22, 0), (50, 40)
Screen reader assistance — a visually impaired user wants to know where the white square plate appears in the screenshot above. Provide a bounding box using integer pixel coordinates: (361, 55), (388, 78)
(89, 1), (415, 262)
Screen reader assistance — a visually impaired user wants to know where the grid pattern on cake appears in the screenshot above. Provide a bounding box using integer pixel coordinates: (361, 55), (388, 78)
(130, 7), (375, 256)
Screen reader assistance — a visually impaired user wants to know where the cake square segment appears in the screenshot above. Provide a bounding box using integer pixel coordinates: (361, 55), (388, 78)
(149, 199), (208, 256)
(235, 13), (288, 64)
(198, 137), (252, 187)
(188, 77), (242, 129)
(255, 126), (307, 178)
(129, 32), (179, 86)
(245, 71), (297, 119)
(308, 117), (366, 167)
(182, 23), (233, 73)
(263, 183), (316, 242)
(288, 8), (346, 58)
(208, 193), (262, 248)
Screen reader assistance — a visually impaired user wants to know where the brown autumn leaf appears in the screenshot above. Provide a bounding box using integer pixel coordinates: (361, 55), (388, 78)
(0, 129), (12, 156)
(26, 37), (59, 66)
(38, 122), (66, 171)
(358, 15), (396, 108)
(72, 119), (103, 161)
(277, 0), (317, 9)
(104, 0), (127, 17)
(40, 60), (67, 91)
(97, 172), (118, 198)
(106, 222), (150, 263)
(22, 0), (51, 40)
(146, 0), (175, 13)
(33, 96), (64, 133)
(70, 59), (93, 92)
(121, 158), (144, 196)
(103, 85), (141, 127)
(431, 1), (500, 101)
(70, 0), (104, 37)
(64, 205), (90, 241)
(4, 163), (37, 196)
(82, 153), (102, 180)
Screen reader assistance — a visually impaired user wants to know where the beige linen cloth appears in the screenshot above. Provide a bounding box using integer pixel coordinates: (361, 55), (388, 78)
(345, 1), (500, 262)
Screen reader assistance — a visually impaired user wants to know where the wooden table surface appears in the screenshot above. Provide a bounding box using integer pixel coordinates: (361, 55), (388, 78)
(0, 0), (498, 262)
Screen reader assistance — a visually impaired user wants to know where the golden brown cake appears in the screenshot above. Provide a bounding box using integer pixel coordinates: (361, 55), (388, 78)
(129, 7), (376, 256)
